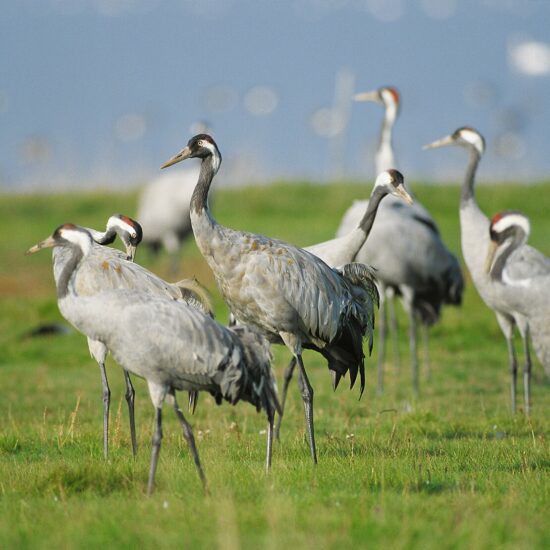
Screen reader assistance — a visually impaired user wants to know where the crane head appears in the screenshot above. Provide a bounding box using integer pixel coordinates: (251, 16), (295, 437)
(374, 169), (413, 204)
(26, 224), (92, 255)
(107, 214), (143, 261)
(354, 86), (400, 114)
(423, 126), (485, 156)
(161, 134), (221, 172)
(485, 210), (530, 273)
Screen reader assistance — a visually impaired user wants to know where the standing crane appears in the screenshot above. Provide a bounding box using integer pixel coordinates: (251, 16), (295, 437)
(27, 224), (280, 494)
(161, 134), (379, 464)
(275, 169), (412, 438)
(485, 211), (550, 412)
(136, 166), (200, 263)
(337, 86), (464, 395)
(51, 214), (213, 459)
(423, 126), (543, 414)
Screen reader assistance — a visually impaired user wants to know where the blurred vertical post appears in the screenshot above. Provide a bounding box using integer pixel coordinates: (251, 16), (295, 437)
(328, 67), (355, 179)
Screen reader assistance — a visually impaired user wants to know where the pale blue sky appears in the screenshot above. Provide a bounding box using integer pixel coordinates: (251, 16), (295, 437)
(1, 0), (549, 190)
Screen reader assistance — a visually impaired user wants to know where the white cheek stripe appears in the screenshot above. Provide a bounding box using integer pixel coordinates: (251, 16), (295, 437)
(493, 214), (530, 236)
(109, 216), (135, 237)
(62, 229), (93, 254)
(460, 129), (484, 154)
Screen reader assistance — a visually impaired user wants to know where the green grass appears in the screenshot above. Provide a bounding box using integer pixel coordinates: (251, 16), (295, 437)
(1, 180), (549, 549)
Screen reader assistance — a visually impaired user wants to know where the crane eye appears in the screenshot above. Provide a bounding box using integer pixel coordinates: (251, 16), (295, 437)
(197, 140), (204, 147)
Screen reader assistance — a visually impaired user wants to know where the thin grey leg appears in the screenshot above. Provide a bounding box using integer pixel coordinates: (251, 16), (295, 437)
(387, 292), (401, 373)
(274, 357), (296, 440)
(522, 328), (531, 416)
(506, 336), (518, 414)
(266, 413), (274, 472)
(409, 311), (419, 398)
(147, 407), (162, 496)
(123, 370), (137, 457)
(99, 362), (111, 460)
(422, 325), (431, 381)
(376, 294), (387, 396)
(188, 391), (199, 414)
(173, 398), (208, 492)
(296, 355), (317, 465)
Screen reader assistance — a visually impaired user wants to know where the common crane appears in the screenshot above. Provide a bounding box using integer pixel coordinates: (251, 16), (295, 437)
(337, 86), (464, 395)
(424, 126), (543, 413)
(50, 214), (213, 459)
(161, 134), (379, 464)
(485, 211), (550, 412)
(28, 224), (280, 494)
(275, 169), (412, 438)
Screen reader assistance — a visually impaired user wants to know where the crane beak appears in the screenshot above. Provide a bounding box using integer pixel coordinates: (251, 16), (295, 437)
(26, 235), (57, 255)
(161, 146), (192, 169)
(484, 240), (498, 274)
(423, 135), (454, 150)
(126, 245), (137, 262)
(394, 185), (414, 205)
(353, 90), (381, 103)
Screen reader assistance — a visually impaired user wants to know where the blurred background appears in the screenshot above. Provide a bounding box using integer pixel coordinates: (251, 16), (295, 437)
(1, 0), (549, 192)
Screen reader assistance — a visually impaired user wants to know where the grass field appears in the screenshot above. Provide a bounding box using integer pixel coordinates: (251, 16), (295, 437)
(1, 180), (549, 548)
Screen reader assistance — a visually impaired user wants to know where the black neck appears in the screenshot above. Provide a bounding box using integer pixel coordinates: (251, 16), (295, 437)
(491, 231), (525, 282)
(57, 245), (83, 299)
(460, 148), (481, 206)
(357, 185), (389, 237)
(191, 156), (217, 216)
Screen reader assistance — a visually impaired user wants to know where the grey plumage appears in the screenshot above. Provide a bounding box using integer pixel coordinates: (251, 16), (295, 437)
(28, 224), (280, 494)
(485, 211), (550, 410)
(424, 126), (543, 414)
(337, 86), (464, 395)
(50, 214), (213, 460)
(273, 170), (411, 438)
(161, 133), (378, 464)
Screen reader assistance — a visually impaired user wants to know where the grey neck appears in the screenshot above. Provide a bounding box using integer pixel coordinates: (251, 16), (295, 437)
(57, 245), (83, 299)
(460, 148), (481, 206)
(191, 156), (217, 216)
(490, 231), (525, 282)
(357, 185), (388, 237)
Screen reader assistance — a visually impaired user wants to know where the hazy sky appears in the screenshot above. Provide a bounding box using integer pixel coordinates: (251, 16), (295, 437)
(2, 0), (550, 190)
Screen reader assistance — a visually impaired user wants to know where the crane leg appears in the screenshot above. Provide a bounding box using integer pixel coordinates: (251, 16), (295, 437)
(274, 357), (296, 441)
(506, 336), (518, 414)
(123, 370), (137, 457)
(147, 407), (162, 496)
(387, 290), (401, 374)
(188, 391), (199, 414)
(376, 293), (387, 396)
(173, 398), (208, 493)
(409, 311), (419, 398)
(266, 412), (274, 472)
(99, 362), (111, 460)
(296, 355), (317, 465)
(522, 328), (531, 416)
(422, 325), (431, 381)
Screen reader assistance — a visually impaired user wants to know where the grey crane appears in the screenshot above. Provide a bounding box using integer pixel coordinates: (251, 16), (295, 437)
(51, 214), (213, 459)
(485, 211), (550, 411)
(337, 86), (464, 395)
(274, 169), (412, 438)
(85, 213), (143, 261)
(28, 224), (280, 495)
(423, 126), (543, 414)
(161, 134), (379, 465)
